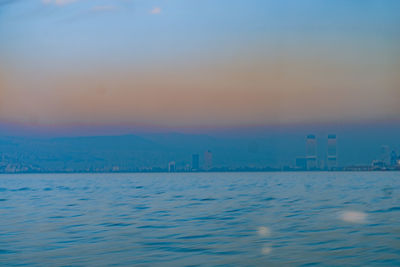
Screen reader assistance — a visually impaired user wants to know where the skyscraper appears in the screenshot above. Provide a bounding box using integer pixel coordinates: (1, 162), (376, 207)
(327, 134), (337, 170)
(380, 145), (390, 166)
(306, 135), (317, 170)
(204, 150), (212, 171)
(168, 161), (176, 172)
(192, 154), (199, 171)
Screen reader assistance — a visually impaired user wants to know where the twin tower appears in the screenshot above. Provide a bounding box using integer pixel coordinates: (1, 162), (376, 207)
(302, 134), (337, 170)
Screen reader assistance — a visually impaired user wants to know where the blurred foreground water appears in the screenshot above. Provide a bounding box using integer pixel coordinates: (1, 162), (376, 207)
(0, 172), (399, 266)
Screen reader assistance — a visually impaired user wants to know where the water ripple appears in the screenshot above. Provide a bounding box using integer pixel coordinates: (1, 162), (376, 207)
(0, 172), (399, 266)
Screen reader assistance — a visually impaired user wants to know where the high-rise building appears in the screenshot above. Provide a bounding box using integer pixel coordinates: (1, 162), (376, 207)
(380, 145), (390, 166)
(390, 151), (397, 166)
(327, 134), (337, 170)
(306, 135), (317, 170)
(192, 154), (199, 171)
(184, 164), (191, 171)
(168, 161), (176, 172)
(204, 150), (212, 171)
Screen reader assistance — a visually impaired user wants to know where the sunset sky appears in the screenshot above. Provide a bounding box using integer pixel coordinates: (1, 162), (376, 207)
(1, 0), (399, 131)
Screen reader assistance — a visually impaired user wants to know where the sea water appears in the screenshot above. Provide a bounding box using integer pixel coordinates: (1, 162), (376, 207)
(1, 172), (399, 266)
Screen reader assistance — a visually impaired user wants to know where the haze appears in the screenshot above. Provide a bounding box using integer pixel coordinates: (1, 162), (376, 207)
(1, 0), (399, 129)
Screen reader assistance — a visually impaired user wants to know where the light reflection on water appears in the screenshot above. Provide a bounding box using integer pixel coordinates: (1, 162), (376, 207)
(0, 172), (399, 266)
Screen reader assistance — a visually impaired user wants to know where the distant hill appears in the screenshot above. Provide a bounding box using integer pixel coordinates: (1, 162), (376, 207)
(0, 122), (399, 172)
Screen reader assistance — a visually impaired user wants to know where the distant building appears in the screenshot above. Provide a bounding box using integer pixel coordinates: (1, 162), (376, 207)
(184, 164), (191, 172)
(380, 145), (390, 166)
(306, 135), (317, 170)
(204, 150), (212, 170)
(296, 157), (307, 170)
(168, 161), (176, 172)
(343, 165), (372, 171)
(112, 166), (120, 172)
(192, 154), (199, 171)
(371, 160), (385, 170)
(390, 151), (397, 166)
(327, 134), (337, 170)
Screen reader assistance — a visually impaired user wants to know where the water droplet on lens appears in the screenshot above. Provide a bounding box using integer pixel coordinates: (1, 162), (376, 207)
(261, 246), (272, 255)
(340, 211), (367, 223)
(257, 226), (271, 237)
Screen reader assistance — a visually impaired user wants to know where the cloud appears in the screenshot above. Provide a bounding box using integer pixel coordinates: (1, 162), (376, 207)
(150, 7), (161, 14)
(0, 0), (20, 6)
(91, 5), (116, 12)
(42, 0), (78, 6)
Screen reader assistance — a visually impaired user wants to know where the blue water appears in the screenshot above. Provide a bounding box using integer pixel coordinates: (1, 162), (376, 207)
(0, 172), (399, 266)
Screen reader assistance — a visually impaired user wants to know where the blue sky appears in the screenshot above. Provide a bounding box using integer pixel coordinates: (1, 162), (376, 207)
(2, 0), (399, 62)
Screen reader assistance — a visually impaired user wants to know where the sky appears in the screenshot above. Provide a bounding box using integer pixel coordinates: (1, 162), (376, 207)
(0, 0), (399, 132)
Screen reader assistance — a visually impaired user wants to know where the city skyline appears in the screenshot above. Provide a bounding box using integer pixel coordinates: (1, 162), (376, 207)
(0, 0), (399, 172)
(1, 130), (399, 173)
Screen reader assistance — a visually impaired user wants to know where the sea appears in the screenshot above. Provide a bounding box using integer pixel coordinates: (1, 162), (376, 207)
(0, 172), (399, 266)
